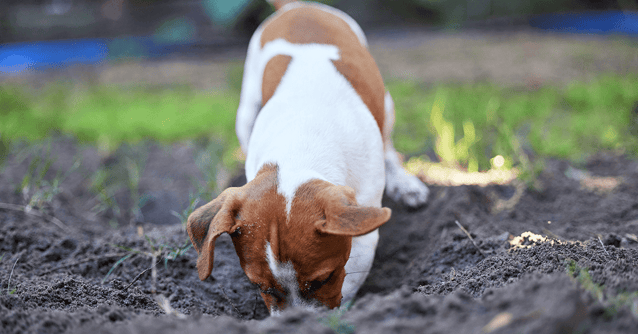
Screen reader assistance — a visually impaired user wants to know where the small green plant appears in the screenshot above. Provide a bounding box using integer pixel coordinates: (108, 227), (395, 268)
(6, 257), (19, 295)
(171, 191), (201, 229)
(194, 139), (224, 199)
(102, 253), (134, 284)
(102, 236), (191, 318)
(16, 144), (53, 198)
(161, 240), (193, 269)
(90, 168), (122, 223)
(15, 142), (81, 209)
(102, 237), (192, 284)
(566, 260), (638, 319)
(124, 155), (146, 223)
(320, 302), (355, 334)
(89, 145), (147, 225)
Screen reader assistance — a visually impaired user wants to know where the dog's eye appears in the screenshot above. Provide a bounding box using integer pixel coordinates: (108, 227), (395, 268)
(306, 270), (335, 293)
(263, 286), (287, 301)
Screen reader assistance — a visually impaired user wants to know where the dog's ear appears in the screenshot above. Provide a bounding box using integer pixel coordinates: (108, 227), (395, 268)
(314, 185), (391, 236)
(187, 188), (242, 281)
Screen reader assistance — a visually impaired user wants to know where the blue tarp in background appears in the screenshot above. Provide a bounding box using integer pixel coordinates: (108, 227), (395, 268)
(528, 10), (638, 34)
(1, 10), (637, 75)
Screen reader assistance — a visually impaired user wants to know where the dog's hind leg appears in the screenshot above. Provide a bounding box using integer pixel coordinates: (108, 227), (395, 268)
(382, 91), (429, 208)
(236, 28), (265, 154)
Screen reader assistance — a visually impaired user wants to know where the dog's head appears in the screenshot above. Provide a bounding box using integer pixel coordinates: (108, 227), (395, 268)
(187, 163), (390, 313)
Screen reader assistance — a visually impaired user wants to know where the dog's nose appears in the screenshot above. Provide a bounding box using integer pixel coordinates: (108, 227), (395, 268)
(268, 296), (321, 316)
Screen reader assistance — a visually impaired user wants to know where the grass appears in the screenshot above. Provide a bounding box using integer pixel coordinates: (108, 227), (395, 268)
(388, 74), (638, 172)
(6, 256), (18, 295)
(102, 235), (191, 318)
(0, 83), (240, 166)
(103, 236), (192, 284)
(1, 73), (637, 186)
(171, 191), (201, 229)
(566, 260), (638, 319)
(13, 141), (82, 209)
(320, 301), (355, 334)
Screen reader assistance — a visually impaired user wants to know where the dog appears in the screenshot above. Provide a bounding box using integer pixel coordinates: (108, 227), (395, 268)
(187, 0), (429, 314)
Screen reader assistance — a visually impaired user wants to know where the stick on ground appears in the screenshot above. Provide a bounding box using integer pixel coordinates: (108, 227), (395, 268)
(222, 288), (242, 317)
(124, 258), (161, 291)
(455, 220), (486, 257)
(0, 202), (75, 235)
(597, 236), (611, 257)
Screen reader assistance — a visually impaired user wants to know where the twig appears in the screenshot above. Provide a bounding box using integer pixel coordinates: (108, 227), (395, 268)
(221, 287), (242, 317)
(39, 253), (126, 276)
(0, 202), (74, 235)
(542, 228), (566, 241)
(454, 220), (486, 257)
(598, 236), (611, 257)
(7, 257), (19, 294)
(151, 253), (158, 295)
(252, 294), (258, 319)
(145, 253), (187, 319)
(154, 294), (187, 319)
(123, 258), (161, 291)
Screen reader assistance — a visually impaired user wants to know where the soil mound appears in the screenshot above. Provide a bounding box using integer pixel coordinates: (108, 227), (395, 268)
(1, 139), (637, 333)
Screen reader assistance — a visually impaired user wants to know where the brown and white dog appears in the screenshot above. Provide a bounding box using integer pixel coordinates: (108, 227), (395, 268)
(187, 0), (429, 314)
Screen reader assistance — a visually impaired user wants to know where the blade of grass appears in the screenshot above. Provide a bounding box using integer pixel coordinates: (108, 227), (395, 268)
(7, 257), (18, 295)
(102, 253), (133, 284)
(144, 235), (157, 253)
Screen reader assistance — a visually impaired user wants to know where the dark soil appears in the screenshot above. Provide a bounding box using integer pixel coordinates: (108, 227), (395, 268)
(0, 136), (637, 334)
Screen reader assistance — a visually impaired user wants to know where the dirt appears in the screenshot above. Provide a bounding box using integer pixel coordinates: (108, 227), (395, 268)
(2, 31), (638, 333)
(0, 136), (637, 334)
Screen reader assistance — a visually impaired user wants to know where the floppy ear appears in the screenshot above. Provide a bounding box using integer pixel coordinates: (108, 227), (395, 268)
(314, 185), (391, 236)
(187, 188), (242, 281)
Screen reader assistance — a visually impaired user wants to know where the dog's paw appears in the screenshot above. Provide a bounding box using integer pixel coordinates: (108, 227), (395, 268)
(385, 170), (429, 208)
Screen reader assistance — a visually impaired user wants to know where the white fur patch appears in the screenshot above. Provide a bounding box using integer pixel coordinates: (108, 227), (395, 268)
(265, 242), (319, 311)
(265, 242), (298, 293)
(237, 0), (393, 311)
(244, 38), (385, 205)
(342, 229), (379, 303)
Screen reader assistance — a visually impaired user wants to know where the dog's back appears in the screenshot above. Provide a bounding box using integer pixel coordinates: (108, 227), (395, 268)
(259, 1), (386, 133)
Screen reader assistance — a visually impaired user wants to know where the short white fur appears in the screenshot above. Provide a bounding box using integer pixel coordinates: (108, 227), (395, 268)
(242, 34), (385, 306)
(265, 242), (319, 312)
(236, 1), (429, 311)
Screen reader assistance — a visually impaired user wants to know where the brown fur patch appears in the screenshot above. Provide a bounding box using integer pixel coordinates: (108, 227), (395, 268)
(269, 0), (296, 11)
(259, 4), (385, 132)
(283, 179), (351, 308)
(262, 55), (292, 107)
(227, 164), (288, 310)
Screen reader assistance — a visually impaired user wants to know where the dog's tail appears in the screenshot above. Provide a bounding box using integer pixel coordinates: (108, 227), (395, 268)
(267, 0), (297, 11)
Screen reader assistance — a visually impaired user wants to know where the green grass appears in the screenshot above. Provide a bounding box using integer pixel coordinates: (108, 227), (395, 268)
(1, 73), (637, 175)
(389, 74), (638, 171)
(0, 83), (240, 164)
(320, 302), (355, 334)
(567, 259), (638, 319)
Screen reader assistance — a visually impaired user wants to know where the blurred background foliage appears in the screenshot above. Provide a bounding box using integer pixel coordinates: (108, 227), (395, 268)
(1, 0), (637, 44)
(1, 0), (638, 176)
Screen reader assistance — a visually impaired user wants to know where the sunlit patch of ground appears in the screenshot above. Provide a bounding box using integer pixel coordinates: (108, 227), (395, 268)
(405, 157), (519, 187)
